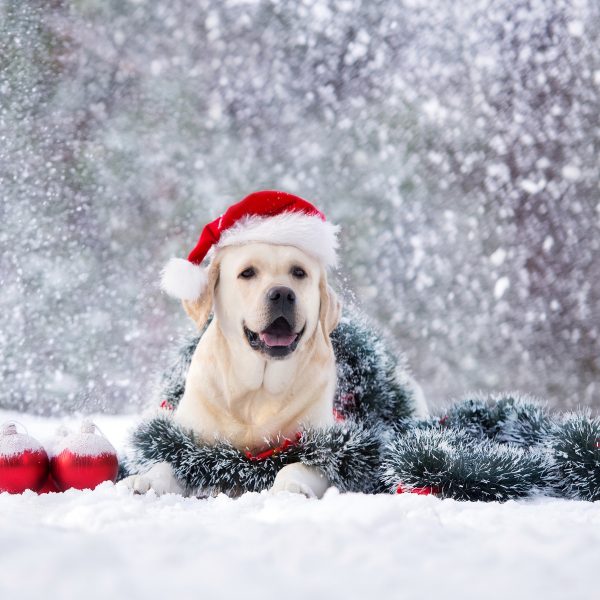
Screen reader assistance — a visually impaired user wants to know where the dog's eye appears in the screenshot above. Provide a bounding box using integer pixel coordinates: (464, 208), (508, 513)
(239, 267), (256, 279)
(291, 266), (307, 279)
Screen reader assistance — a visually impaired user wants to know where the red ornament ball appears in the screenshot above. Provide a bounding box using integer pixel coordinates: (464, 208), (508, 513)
(396, 483), (439, 496)
(50, 421), (119, 491)
(0, 422), (50, 494)
(37, 473), (62, 494)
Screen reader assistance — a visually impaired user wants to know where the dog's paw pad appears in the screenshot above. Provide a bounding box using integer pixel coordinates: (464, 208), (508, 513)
(270, 477), (317, 498)
(270, 463), (330, 498)
(118, 475), (152, 495)
(133, 477), (153, 495)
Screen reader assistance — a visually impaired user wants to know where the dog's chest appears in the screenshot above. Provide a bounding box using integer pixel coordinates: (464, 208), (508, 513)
(175, 323), (336, 450)
(227, 389), (299, 435)
(176, 362), (335, 450)
(177, 387), (325, 450)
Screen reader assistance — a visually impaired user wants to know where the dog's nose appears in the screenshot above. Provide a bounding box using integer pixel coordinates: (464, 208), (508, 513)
(267, 286), (296, 305)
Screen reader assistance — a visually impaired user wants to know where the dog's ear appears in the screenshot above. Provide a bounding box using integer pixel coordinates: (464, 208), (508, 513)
(181, 259), (220, 329)
(319, 271), (342, 335)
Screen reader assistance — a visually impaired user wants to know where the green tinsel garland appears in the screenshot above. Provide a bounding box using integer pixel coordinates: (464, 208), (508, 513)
(126, 314), (414, 494)
(127, 315), (600, 502)
(382, 393), (600, 501)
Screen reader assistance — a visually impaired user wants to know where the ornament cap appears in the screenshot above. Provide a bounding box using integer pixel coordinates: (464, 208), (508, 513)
(55, 425), (70, 438)
(1, 422), (18, 436)
(81, 420), (96, 435)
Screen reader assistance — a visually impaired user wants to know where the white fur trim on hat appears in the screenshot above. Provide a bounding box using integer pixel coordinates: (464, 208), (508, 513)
(161, 258), (208, 300)
(217, 212), (340, 268)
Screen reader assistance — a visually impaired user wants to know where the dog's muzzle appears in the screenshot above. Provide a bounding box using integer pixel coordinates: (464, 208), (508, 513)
(244, 286), (305, 359)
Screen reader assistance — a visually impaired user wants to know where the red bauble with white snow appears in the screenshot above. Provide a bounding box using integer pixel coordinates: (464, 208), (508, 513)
(37, 474), (62, 494)
(0, 422), (50, 494)
(50, 421), (119, 491)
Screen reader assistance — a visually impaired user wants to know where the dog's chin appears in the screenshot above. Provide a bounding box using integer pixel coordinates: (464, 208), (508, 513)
(244, 317), (305, 360)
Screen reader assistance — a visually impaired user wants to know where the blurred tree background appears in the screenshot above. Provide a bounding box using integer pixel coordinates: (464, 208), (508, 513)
(1, 0), (598, 414)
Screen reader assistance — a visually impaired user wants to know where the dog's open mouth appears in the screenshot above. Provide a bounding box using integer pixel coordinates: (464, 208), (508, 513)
(244, 317), (304, 358)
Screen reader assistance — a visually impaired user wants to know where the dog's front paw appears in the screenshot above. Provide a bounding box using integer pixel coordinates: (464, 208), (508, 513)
(119, 462), (185, 496)
(120, 474), (151, 494)
(270, 463), (330, 499)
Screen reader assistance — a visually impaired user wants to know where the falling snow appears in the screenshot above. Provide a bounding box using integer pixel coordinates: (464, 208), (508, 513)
(1, 0), (599, 415)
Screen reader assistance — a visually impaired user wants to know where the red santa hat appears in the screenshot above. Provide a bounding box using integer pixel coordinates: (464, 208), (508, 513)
(161, 190), (340, 300)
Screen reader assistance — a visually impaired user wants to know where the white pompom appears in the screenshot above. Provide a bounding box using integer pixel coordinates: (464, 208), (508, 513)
(160, 258), (208, 300)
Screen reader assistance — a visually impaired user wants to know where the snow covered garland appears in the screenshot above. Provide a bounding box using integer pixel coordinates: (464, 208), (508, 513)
(125, 190), (600, 501)
(125, 314), (600, 501)
(127, 317), (402, 495)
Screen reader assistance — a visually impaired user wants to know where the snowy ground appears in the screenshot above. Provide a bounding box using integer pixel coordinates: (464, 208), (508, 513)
(1, 411), (599, 600)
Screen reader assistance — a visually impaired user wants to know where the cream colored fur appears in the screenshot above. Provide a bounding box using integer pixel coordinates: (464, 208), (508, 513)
(123, 242), (341, 498)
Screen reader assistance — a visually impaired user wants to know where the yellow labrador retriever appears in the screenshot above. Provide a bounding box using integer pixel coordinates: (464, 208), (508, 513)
(125, 241), (340, 498)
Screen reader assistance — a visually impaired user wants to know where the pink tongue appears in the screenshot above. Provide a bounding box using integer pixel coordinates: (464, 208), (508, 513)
(259, 332), (297, 347)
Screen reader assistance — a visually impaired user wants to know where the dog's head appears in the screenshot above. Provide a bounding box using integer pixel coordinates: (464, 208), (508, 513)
(182, 242), (341, 359)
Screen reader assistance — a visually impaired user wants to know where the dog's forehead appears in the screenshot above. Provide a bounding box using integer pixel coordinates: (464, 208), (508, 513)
(219, 243), (319, 273)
